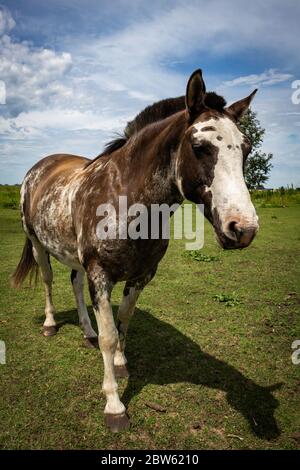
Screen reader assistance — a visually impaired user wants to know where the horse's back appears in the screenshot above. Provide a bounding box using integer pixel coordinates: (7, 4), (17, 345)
(23, 153), (89, 190)
(21, 153), (89, 219)
(20, 154), (90, 269)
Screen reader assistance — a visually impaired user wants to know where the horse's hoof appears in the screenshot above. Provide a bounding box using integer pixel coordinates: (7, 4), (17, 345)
(83, 337), (99, 349)
(42, 326), (57, 337)
(104, 412), (130, 433)
(114, 364), (129, 378)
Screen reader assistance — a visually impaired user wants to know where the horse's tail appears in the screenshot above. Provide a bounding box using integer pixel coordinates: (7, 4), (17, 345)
(11, 237), (38, 288)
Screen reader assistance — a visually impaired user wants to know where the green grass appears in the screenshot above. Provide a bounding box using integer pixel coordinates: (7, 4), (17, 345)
(0, 195), (300, 449)
(0, 185), (20, 210)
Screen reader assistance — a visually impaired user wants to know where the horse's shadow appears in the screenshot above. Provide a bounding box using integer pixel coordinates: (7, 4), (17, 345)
(42, 306), (282, 440)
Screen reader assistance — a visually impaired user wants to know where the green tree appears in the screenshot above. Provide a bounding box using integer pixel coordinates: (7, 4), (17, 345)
(239, 109), (273, 189)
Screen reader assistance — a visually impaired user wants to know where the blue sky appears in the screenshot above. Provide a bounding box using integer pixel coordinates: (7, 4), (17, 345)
(0, 0), (299, 187)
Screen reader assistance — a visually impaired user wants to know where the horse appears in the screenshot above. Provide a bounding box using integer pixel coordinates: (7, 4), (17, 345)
(12, 69), (259, 432)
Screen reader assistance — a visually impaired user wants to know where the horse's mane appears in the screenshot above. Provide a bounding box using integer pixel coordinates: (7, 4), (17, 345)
(124, 96), (186, 139)
(86, 92), (226, 166)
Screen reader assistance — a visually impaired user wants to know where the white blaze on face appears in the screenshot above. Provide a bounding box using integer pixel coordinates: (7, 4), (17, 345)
(192, 117), (258, 235)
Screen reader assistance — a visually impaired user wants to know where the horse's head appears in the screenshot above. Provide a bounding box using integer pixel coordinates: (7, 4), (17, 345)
(176, 69), (259, 249)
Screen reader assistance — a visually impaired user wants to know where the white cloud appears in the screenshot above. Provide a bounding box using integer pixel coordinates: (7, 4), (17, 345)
(0, 34), (73, 115)
(0, 1), (299, 187)
(128, 90), (157, 101)
(223, 69), (293, 87)
(0, 108), (127, 137)
(71, 0), (300, 75)
(0, 5), (15, 36)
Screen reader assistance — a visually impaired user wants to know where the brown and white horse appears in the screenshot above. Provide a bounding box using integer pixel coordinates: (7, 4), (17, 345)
(12, 69), (259, 432)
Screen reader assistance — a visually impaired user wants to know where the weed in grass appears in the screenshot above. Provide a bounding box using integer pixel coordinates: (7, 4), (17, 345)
(183, 251), (220, 262)
(213, 292), (242, 307)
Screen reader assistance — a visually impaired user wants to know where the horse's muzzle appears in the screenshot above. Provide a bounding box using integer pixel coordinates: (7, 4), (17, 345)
(217, 221), (259, 250)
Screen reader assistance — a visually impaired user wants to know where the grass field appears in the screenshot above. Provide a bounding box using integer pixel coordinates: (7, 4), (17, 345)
(0, 190), (300, 449)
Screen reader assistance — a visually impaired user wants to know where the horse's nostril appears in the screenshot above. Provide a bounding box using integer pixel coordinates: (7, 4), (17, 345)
(224, 220), (256, 247)
(228, 221), (238, 233)
(227, 220), (244, 242)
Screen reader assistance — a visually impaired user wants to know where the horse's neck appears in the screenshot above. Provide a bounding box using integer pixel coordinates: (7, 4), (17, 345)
(125, 111), (186, 206)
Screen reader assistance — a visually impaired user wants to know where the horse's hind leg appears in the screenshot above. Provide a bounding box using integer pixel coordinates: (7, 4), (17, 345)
(31, 240), (56, 336)
(71, 270), (97, 347)
(114, 270), (156, 378)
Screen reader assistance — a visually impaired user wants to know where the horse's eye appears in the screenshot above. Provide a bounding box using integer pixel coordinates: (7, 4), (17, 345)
(193, 143), (214, 159)
(192, 144), (207, 159)
(193, 145), (203, 158)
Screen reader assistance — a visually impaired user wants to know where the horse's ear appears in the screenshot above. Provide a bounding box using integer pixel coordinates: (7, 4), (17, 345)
(186, 69), (206, 120)
(226, 89), (258, 121)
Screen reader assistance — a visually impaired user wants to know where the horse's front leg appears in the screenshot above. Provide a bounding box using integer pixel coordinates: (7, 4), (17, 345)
(86, 264), (129, 432)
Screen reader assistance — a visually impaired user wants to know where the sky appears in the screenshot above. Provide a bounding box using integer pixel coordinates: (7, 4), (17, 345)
(0, 0), (299, 187)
